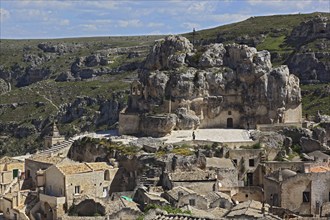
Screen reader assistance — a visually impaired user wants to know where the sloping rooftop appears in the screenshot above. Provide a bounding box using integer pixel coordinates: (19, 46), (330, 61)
(0, 156), (22, 164)
(225, 200), (281, 219)
(265, 169), (297, 182)
(205, 191), (232, 203)
(169, 169), (217, 181)
(165, 186), (196, 201)
(57, 162), (112, 175)
(28, 154), (68, 164)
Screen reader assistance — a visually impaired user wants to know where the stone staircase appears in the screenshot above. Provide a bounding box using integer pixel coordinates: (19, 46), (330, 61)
(1, 177), (18, 197)
(39, 139), (74, 156)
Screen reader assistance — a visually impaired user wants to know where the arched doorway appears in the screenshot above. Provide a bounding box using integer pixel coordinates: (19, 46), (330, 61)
(44, 202), (53, 220)
(227, 118), (233, 128)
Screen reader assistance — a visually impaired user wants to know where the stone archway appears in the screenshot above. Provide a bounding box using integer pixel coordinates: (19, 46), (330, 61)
(44, 202), (53, 220)
(227, 118), (233, 128)
(73, 199), (105, 216)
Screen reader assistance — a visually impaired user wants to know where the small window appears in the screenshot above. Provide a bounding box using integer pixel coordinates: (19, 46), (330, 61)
(228, 111), (232, 115)
(75, 186), (80, 194)
(303, 192), (310, 203)
(329, 192), (330, 202)
(249, 159), (255, 167)
(189, 199), (195, 206)
(233, 159), (237, 166)
(104, 170), (110, 181)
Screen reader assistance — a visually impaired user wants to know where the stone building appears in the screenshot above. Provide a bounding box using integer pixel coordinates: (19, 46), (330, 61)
(36, 162), (118, 219)
(44, 122), (65, 148)
(119, 35), (302, 137)
(24, 154), (73, 189)
(160, 169), (217, 195)
(264, 167), (330, 216)
(227, 148), (264, 186)
(0, 157), (24, 194)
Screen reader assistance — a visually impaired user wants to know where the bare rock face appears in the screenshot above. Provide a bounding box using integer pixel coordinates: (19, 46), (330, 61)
(289, 15), (329, 44)
(120, 35), (302, 137)
(199, 43), (226, 68)
(300, 136), (329, 153)
(144, 35), (193, 70)
(286, 16), (330, 83)
(287, 52), (330, 83)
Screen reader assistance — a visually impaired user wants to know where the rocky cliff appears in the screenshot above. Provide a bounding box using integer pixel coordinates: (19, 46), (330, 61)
(286, 15), (330, 83)
(120, 35), (302, 137)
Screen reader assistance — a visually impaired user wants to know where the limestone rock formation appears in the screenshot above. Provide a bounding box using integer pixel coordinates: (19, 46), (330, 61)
(119, 35), (302, 137)
(289, 15), (329, 44)
(287, 52), (330, 83)
(144, 35), (193, 70)
(0, 78), (10, 95)
(286, 16), (330, 83)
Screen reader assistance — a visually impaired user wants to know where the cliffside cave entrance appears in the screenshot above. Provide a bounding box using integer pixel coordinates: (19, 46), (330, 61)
(227, 118), (233, 128)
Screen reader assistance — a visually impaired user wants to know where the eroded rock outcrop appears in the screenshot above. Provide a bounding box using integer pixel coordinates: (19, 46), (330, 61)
(119, 35), (302, 137)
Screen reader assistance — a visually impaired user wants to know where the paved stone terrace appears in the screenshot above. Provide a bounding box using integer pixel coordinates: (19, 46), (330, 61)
(160, 129), (253, 144)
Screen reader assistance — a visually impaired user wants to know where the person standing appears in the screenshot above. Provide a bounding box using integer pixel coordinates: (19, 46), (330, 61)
(192, 131), (195, 140)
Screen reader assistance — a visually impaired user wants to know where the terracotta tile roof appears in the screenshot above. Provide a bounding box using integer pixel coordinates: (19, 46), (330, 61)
(57, 163), (92, 175)
(169, 169), (217, 181)
(56, 162), (112, 175)
(86, 162), (113, 171)
(310, 166), (330, 173)
(29, 155), (67, 164)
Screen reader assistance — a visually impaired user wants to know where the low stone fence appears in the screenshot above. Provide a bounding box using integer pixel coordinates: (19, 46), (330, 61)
(60, 216), (106, 220)
(256, 123), (302, 132)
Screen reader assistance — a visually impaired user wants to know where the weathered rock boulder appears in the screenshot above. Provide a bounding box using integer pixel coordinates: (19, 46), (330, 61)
(282, 127), (312, 145)
(300, 136), (328, 153)
(312, 127), (327, 144)
(144, 35), (193, 70)
(175, 107), (200, 130)
(0, 78), (10, 95)
(55, 71), (75, 82)
(140, 114), (177, 137)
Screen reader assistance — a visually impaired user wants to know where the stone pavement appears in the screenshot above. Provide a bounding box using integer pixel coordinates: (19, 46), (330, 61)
(159, 129), (253, 144)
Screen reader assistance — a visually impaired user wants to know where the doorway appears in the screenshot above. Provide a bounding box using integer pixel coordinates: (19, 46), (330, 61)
(247, 173), (253, 186)
(227, 118), (233, 128)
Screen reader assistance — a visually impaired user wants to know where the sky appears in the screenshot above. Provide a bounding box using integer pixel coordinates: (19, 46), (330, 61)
(0, 0), (329, 39)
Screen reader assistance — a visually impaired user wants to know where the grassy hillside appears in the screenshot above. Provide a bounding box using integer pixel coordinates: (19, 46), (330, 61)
(184, 12), (330, 65)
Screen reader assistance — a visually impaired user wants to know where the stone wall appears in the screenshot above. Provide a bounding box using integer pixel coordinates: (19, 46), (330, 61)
(172, 181), (216, 195)
(177, 193), (208, 209)
(118, 113), (140, 135)
(231, 186), (263, 202)
(25, 159), (53, 189)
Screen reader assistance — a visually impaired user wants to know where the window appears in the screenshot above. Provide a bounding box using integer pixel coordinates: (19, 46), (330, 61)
(228, 111), (232, 115)
(233, 159), (237, 166)
(249, 159), (255, 167)
(303, 192), (310, 203)
(329, 192), (330, 202)
(104, 170), (110, 181)
(189, 199), (195, 206)
(75, 186), (80, 194)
